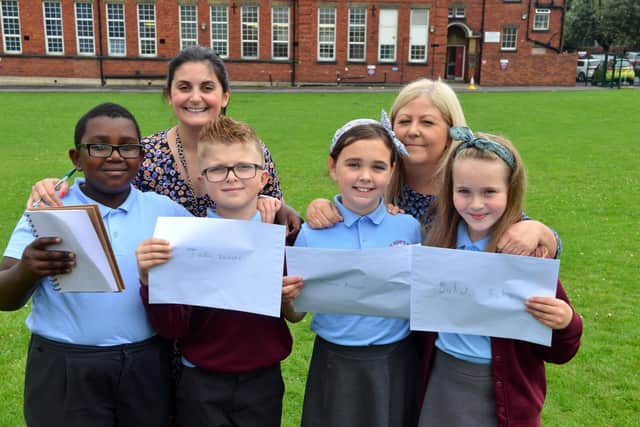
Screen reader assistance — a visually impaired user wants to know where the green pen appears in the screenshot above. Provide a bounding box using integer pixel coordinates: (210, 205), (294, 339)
(31, 168), (77, 208)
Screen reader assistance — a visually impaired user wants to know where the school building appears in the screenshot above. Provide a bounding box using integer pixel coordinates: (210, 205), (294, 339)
(0, 0), (576, 87)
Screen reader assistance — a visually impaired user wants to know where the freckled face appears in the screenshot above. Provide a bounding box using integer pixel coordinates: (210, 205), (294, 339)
(393, 95), (450, 168)
(329, 138), (393, 216)
(167, 61), (230, 129)
(452, 157), (509, 242)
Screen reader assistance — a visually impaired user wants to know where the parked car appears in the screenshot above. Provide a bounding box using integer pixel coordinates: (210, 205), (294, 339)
(624, 51), (640, 74)
(576, 58), (600, 81)
(592, 59), (636, 84)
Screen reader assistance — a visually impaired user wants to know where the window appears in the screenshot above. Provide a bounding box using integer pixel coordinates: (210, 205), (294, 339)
(43, 1), (63, 54)
(448, 6), (453, 18)
(241, 5), (259, 59)
(272, 6), (289, 60)
(75, 2), (95, 55)
(210, 5), (228, 57)
(317, 7), (335, 61)
(501, 26), (517, 51)
(378, 9), (397, 62)
(533, 8), (550, 31)
(137, 3), (156, 56)
(106, 3), (126, 56)
(348, 7), (366, 61)
(179, 4), (197, 49)
(409, 9), (429, 63)
(455, 6), (465, 18)
(0, 0), (21, 53)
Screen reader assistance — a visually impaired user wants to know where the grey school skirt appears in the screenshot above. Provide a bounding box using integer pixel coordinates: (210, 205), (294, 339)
(301, 334), (419, 427)
(418, 348), (496, 427)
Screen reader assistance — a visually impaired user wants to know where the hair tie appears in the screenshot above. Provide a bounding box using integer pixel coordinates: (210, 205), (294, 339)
(330, 110), (409, 157)
(450, 126), (515, 169)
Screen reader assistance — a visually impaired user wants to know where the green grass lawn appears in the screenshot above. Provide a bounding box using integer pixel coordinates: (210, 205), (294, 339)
(0, 89), (638, 426)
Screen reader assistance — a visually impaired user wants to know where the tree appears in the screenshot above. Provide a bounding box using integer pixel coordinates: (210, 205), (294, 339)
(565, 0), (640, 50)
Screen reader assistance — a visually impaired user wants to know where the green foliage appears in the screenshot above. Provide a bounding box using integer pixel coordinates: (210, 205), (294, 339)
(1, 90), (639, 427)
(565, 0), (640, 49)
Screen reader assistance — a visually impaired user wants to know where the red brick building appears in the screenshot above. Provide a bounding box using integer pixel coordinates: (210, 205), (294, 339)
(0, 0), (575, 87)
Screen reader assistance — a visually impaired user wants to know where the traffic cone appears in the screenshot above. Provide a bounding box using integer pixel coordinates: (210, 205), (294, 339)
(468, 77), (477, 90)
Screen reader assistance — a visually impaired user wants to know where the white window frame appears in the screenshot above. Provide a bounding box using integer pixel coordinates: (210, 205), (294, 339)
(455, 6), (465, 18)
(533, 8), (550, 31)
(106, 3), (126, 56)
(317, 7), (336, 61)
(74, 2), (95, 55)
(210, 5), (228, 58)
(137, 3), (157, 57)
(179, 4), (197, 50)
(447, 6), (453, 18)
(0, 0), (22, 53)
(378, 9), (397, 63)
(43, 1), (64, 55)
(348, 7), (366, 62)
(501, 26), (517, 51)
(409, 8), (429, 63)
(241, 5), (259, 59)
(271, 6), (289, 60)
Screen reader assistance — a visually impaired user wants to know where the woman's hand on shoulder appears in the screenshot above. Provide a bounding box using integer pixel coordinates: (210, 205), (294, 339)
(27, 178), (70, 208)
(498, 220), (556, 257)
(385, 203), (405, 215)
(305, 198), (343, 229)
(258, 195), (283, 224)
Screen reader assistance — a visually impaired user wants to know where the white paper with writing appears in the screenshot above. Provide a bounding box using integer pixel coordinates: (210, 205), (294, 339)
(149, 217), (286, 317)
(285, 246), (413, 319)
(410, 246), (559, 346)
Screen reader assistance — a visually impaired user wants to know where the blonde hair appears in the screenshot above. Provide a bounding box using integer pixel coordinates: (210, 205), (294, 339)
(197, 116), (264, 167)
(386, 79), (468, 208)
(425, 132), (527, 253)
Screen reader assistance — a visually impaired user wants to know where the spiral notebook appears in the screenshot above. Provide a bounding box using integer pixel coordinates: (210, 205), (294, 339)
(25, 205), (125, 292)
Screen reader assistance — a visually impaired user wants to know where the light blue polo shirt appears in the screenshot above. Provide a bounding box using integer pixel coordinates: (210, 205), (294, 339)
(295, 195), (422, 346)
(435, 222), (492, 364)
(3, 180), (191, 346)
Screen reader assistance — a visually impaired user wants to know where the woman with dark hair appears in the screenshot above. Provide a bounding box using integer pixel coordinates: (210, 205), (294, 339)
(29, 46), (301, 233)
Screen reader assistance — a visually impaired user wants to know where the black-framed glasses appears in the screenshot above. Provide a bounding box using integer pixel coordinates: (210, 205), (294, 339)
(201, 163), (263, 183)
(78, 143), (143, 159)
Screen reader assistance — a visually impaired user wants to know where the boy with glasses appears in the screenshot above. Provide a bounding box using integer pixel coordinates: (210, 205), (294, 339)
(136, 116), (295, 427)
(0, 103), (191, 427)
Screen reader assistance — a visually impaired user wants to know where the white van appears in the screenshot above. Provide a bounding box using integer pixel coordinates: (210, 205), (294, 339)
(576, 58), (600, 81)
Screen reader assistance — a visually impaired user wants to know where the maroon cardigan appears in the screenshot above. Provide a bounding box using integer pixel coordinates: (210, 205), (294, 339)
(140, 285), (292, 373)
(419, 280), (583, 427)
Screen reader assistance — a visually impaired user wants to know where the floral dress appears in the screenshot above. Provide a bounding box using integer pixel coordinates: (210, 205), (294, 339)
(398, 183), (437, 226)
(135, 129), (282, 217)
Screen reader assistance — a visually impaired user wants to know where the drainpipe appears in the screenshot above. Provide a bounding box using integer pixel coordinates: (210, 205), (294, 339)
(559, 0), (566, 52)
(96, 0), (105, 86)
(477, 0), (486, 85)
(290, 0), (297, 86)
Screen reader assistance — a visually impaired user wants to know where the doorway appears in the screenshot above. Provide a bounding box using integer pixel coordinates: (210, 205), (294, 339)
(446, 45), (465, 80)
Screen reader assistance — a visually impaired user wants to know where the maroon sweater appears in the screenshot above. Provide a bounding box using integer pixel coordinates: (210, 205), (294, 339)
(419, 280), (583, 427)
(140, 285), (292, 373)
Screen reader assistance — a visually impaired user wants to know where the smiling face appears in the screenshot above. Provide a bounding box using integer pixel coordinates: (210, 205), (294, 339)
(392, 95), (450, 168)
(69, 116), (142, 208)
(452, 157), (509, 242)
(329, 138), (393, 216)
(167, 61), (230, 130)
(197, 141), (268, 220)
